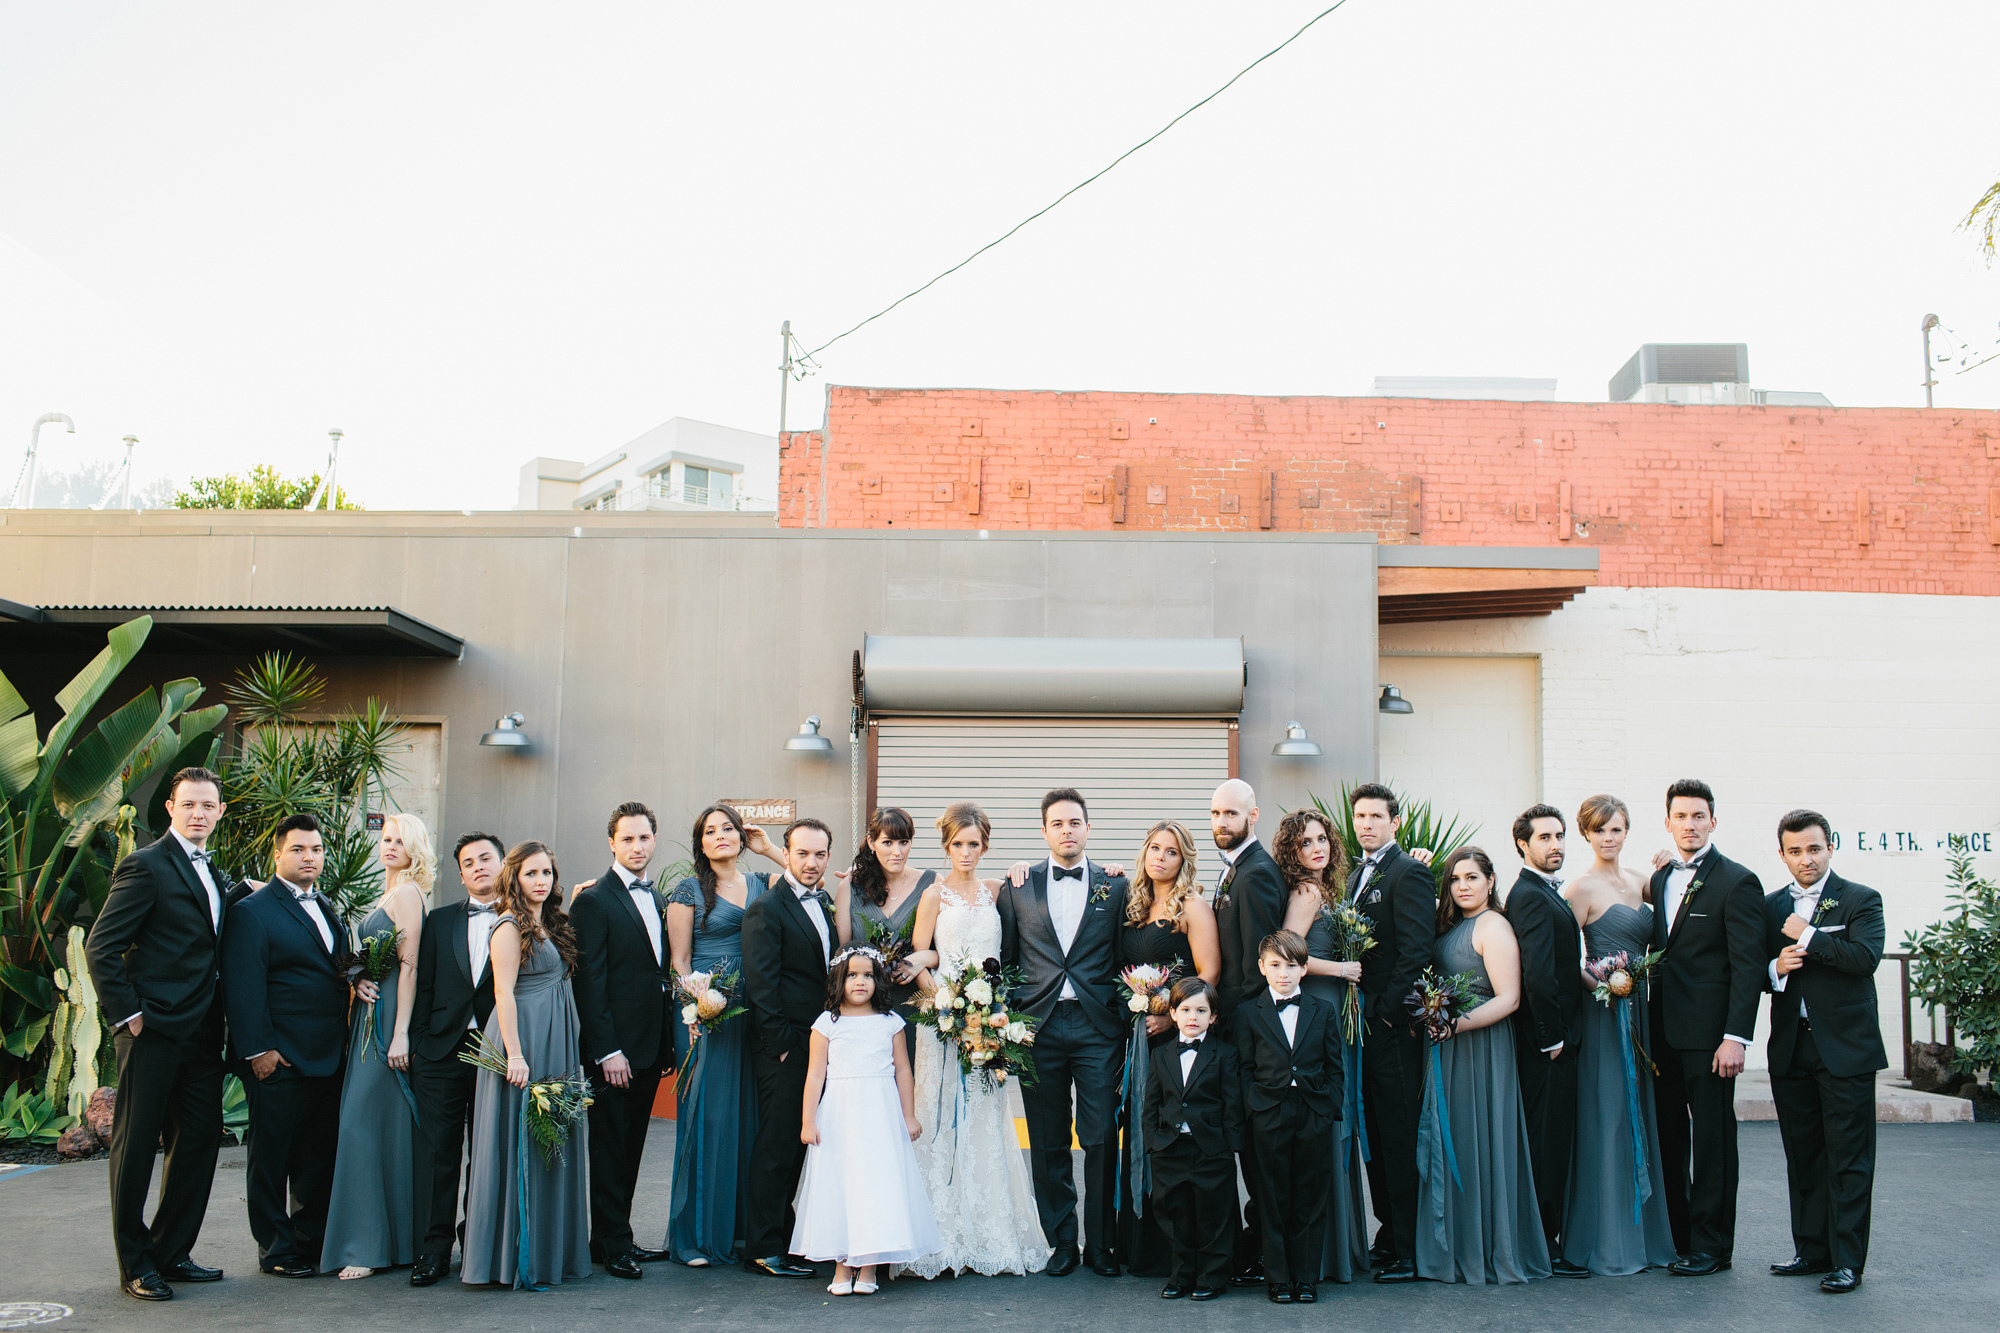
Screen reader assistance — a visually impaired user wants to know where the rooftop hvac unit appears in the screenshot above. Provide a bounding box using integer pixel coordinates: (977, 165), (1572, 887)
(1609, 344), (1751, 403)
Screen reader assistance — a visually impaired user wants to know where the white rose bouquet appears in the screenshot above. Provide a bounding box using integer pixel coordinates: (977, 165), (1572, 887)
(914, 954), (1039, 1090)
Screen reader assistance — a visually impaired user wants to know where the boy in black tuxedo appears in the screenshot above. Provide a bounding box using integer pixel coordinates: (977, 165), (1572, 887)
(1231, 930), (1342, 1305)
(1144, 977), (1244, 1301)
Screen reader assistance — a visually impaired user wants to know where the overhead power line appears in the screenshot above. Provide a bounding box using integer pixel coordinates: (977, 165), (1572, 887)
(805, 1), (1355, 358)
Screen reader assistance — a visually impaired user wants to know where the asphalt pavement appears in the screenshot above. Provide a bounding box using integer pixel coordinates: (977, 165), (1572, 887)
(4, 1120), (1997, 1333)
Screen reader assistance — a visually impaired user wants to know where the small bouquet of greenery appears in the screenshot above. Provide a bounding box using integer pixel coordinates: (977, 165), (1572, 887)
(915, 955), (1039, 1090)
(1322, 902), (1377, 1044)
(458, 1033), (594, 1166)
(1118, 963), (1178, 1017)
(856, 911), (916, 984)
(1585, 948), (1664, 1007)
(350, 924), (404, 1060)
(1404, 966), (1483, 1044)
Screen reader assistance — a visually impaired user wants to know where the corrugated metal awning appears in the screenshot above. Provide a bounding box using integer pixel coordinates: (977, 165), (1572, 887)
(0, 603), (463, 659)
(862, 635), (1243, 716)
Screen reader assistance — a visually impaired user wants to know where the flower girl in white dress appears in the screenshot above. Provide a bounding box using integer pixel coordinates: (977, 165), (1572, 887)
(792, 948), (941, 1294)
(901, 802), (1051, 1278)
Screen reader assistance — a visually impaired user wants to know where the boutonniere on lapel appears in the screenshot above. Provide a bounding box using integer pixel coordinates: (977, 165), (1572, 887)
(1090, 882), (1112, 907)
(1813, 896), (1839, 922)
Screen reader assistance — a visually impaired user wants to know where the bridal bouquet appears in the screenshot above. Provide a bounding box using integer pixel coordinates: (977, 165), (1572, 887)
(1404, 967), (1483, 1044)
(1585, 948), (1664, 1007)
(915, 955), (1038, 1090)
(458, 1033), (594, 1165)
(675, 966), (747, 1037)
(1321, 902), (1377, 1044)
(350, 924), (404, 1061)
(1118, 963), (1178, 1017)
(856, 912), (916, 983)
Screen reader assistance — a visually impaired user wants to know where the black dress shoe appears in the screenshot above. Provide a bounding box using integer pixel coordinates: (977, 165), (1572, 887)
(1373, 1260), (1419, 1283)
(1189, 1285), (1225, 1301)
(1772, 1256), (1835, 1277)
(1159, 1279), (1189, 1299)
(1550, 1258), (1592, 1279)
(1820, 1267), (1861, 1294)
(261, 1259), (316, 1278)
(1045, 1247), (1079, 1277)
(746, 1255), (817, 1278)
(604, 1252), (644, 1279)
(1369, 1242), (1396, 1266)
(410, 1254), (450, 1287)
(1227, 1261), (1266, 1288)
(123, 1273), (173, 1302)
(1085, 1247), (1121, 1278)
(630, 1245), (669, 1263)
(1267, 1283), (1295, 1304)
(1295, 1282), (1318, 1303)
(1669, 1252), (1730, 1277)
(163, 1259), (224, 1282)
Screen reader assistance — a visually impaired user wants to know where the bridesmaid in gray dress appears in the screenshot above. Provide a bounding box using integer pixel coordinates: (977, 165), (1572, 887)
(323, 813), (435, 1278)
(1415, 847), (1551, 1285)
(845, 808), (937, 1058)
(1561, 795), (1677, 1274)
(1274, 809), (1369, 1284)
(462, 841), (591, 1289)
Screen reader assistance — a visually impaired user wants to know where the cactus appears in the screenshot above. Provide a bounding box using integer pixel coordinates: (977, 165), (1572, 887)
(111, 804), (139, 866)
(41, 927), (104, 1117)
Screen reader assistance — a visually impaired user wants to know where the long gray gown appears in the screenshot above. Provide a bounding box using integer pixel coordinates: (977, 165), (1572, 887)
(320, 904), (420, 1271)
(1562, 902), (1677, 1274)
(1415, 915), (1552, 1284)
(461, 920), (590, 1288)
(1303, 907), (1371, 1283)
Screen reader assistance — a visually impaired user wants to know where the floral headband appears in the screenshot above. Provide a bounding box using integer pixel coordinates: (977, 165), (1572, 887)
(830, 945), (889, 971)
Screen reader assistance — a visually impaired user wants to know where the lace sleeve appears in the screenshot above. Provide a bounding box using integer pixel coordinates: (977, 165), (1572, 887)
(669, 876), (702, 909)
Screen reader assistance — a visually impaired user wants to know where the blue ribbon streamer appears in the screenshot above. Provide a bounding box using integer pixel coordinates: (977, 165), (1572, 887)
(1428, 1040), (1462, 1191)
(368, 993), (422, 1131)
(1344, 1031), (1370, 1164)
(668, 1029), (707, 1259)
(930, 1033), (965, 1187)
(1614, 996), (1654, 1226)
(1116, 1018), (1151, 1218)
(514, 1094), (546, 1291)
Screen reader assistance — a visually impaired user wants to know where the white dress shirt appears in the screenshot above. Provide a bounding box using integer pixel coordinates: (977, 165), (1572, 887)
(1353, 842), (1399, 899)
(1177, 1035), (1204, 1132)
(1270, 988), (1301, 1085)
(1048, 856), (1090, 1000)
(614, 863), (665, 964)
(465, 897), (499, 1029)
(118, 831), (225, 1030)
(1663, 845), (1752, 1048)
(1523, 866), (1568, 1054)
(1213, 837), (1255, 900)
(1769, 876), (1826, 1018)
(276, 876), (336, 952)
(789, 873), (832, 960)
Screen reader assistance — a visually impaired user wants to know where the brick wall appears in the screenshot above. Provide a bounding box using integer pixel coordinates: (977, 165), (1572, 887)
(780, 387), (2000, 596)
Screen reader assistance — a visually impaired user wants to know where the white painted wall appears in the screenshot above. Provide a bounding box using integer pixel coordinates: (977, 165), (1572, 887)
(1380, 585), (2000, 1070)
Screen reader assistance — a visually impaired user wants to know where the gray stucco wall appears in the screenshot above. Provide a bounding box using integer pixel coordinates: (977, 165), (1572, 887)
(1, 512), (1379, 895)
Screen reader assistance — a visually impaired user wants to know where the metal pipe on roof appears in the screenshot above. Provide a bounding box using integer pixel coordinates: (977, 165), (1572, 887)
(12, 412), (75, 508)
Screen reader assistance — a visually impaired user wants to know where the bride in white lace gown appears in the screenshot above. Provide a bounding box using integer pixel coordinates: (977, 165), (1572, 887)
(899, 803), (1050, 1278)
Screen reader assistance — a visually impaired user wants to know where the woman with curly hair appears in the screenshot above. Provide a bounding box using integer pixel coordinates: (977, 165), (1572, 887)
(1112, 820), (1220, 1278)
(1275, 807), (1369, 1284)
(461, 841), (590, 1289)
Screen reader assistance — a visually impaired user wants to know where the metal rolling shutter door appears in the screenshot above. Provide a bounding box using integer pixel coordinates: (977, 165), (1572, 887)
(874, 719), (1234, 869)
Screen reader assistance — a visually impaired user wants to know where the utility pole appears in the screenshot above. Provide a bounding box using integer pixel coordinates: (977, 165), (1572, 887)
(778, 320), (792, 446)
(1922, 313), (1940, 408)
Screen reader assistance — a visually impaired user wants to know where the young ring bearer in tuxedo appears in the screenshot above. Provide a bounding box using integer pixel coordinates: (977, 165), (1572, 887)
(1764, 810), (1885, 1296)
(1144, 977), (1244, 1302)
(1231, 930), (1342, 1305)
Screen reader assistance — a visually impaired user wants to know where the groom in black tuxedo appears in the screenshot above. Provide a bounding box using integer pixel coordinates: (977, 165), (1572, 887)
(407, 832), (504, 1286)
(1649, 778), (1765, 1276)
(221, 814), (353, 1278)
(1508, 804), (1589, 1278)
(86, 767), (244, 1301)
(572, 801), (674, 1279)
(996, 787), (1129, 1278)
(1345, 783), (1436, 1284)
(1205, 779), (1285, 1286)
(740, 816), (838, 1279)
(1763, 810), (1885, 1295)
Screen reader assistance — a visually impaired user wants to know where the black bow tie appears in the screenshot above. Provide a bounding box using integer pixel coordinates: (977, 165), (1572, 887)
(629, 879), (655, 894)
(1178, 1037), (1205, 1049)
(800, 888), (831, 908)
(1051, 864), (1084, 882)
(1273, 994), (1301, 1011)
(187, 848), (212, 865)
(467, 901), (499, 916)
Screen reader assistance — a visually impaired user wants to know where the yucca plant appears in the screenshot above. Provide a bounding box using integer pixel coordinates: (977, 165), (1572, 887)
(207, 655), (408, 929)
(1310, 782), (1479, 887)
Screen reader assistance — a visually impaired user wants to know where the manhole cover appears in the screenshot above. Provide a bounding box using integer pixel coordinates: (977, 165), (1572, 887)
(0, 1306), (71, 1331)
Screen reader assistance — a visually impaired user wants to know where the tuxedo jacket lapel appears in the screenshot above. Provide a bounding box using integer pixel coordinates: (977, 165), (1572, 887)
(273, 887), (338, 962)
(1178, 1039), (1216, 1094)
(606, 869), (659, 945)
(162, 842), (218, 937)
(776, 881), (829, 959)
(1030, 863), (1059, 952)
(450, 902), (475, 986)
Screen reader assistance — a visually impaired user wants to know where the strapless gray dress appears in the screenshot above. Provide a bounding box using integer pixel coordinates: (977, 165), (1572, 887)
(461, 922), (590, 1288)
(1562, 902), (1677, 1274)
(1415, 916), (1552, 1284)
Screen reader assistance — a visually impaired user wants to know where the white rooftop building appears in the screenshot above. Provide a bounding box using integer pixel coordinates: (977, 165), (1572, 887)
(518, 417), (778, 514)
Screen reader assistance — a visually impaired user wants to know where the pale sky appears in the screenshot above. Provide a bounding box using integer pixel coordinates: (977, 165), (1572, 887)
(2, 1), (1996, 511)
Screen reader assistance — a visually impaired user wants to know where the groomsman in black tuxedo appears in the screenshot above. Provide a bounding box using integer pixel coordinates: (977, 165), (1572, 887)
(1508, 804), (1590, 1278)
(406, 831), (503, 1287)
(1205, 779), (1284, 1287)
(86, 768), (243, 1301)
(221, 814), (353, 1278)
(740, 816), (838, 1279)
(1648, 778), (1765, 1276)
(571, 801), (674, 1279)
(996, 788), (1130, 1278)
(1345, 783), (1435, 1284)
(1763, 810), (1885, 1295)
